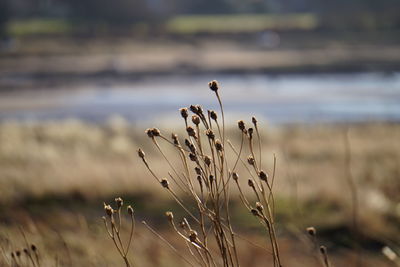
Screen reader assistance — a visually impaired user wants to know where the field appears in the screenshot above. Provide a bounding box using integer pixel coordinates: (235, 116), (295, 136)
(0, 115), (399, 266)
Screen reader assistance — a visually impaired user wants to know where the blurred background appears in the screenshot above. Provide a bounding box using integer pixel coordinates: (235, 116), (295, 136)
(0, 0), (400, 266)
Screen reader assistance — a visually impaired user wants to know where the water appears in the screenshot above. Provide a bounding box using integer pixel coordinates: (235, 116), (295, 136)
(1, 72), (400, 125)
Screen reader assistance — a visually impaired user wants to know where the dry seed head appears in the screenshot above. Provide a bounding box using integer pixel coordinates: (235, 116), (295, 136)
(127, 205), (134, 216)
(145, 128), (154, 138)
(248, 127), (254, 137)
(320, 245), (327, 254)
(232, 172), (239, 181)
(152, 128), (161, 136)
(251, 208), (260, 217)
(189, 153), (197, 162)
(161, 178), (169, 189)
(252, 116), (258, 126)
(195, 105), (204, 115)
(180, 107), (188, 119)
(195, 167), (201, 175)
(171, 133), (179, 145)
(209, 175), (215, 184)
(115, 197), (123, 209)
(256, 202), (264, 212)
(247, 155), (255, 165)
(215, 139), (223, 151)
(23, 248), (29, 255)
(210, 110), (218, 120)
(192, 115), (200, 125)
(204, 155), (211, 166)
(16, 250), (21, 257)
(189, 230), (198, 242)
(137, 148), (145, 159)
(184, 139), (191, 148)
(248, 179), (255, 188)
(208, 80), (219, 92)
(238, 120), (246, 132)
(31, 244), (37, 252)
(197, 175), (202, 185)
(306, 227), (316, 236)
(205, 129), (215, 140)
(186, 126), (196, 137)
(189, 105), (198, 114)
(104, 204), (114, 217)
(165, 211), (174, 222)
(258, 170), (268, 182)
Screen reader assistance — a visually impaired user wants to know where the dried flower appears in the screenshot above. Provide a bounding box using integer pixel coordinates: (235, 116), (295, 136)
(258, 171), (268, 182)
(210, 110), (218, 120)
(247, 155), (255, 165)
(208, 80), (219, 92)
(180, 108), (188, 119)
(137, 148), (145, 159)
(238, 120), (246, 132)
(115, 197), (123, 209)
(192, 115), (200, 125)
(306, 227), (316, 236)
(127, 205), (134, 216)
(215, 139), (223, 151)
(161, 178), (169, 189)
(232, 172), (239, 181)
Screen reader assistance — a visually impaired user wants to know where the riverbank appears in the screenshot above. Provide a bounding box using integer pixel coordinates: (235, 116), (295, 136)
(1, 33), (400, 91)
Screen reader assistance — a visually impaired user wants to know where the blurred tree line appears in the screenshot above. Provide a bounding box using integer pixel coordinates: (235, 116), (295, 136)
(1, 0), (399, 36)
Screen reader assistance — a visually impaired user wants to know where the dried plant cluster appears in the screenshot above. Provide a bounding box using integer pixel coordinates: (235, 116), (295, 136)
(100, 80), (399, 267)
(131, 80), (284, 266)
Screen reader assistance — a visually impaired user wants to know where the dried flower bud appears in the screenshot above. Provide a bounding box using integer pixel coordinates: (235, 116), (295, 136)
(192, 115), (200, 125)
(161, 178), (169, 189)
(115, 197), (123, 209)
(320, 245), (327, 254)
(252, 116), (258, 126)
(189, 230), (198, 242)
(189, 144), (196, 153)
(196, 105), (203, 116)
(204, 155), (211, 166)
(137, 148), (145, 159)
(247, 155), (255, 165)
(238, 120), (246, 132)
(306, 227), (316, 236)
(180, 108), (188, 119)
(165, 211), (174, 222)
(208, 80), (219, 91)
(145, 128), (154, 138)
(248, 179), (255, 188)
(186, 126), (196, 137)
(205, 129), (215, 140)
(104, 204), (114, 217)
(184, 139), (191, 148)
(31, 244), (37, 252)
(190, 105), (198, 114)
(248, 127), (254, 137)
(16, 251), (21, 257)
(23, 248), (29, 254)
(210, 110), (218, 120)
(195, 167), (201, 175)
(258, 171), (268, 182)
(127, 205), (134, 216)
(232, 172), (239, 181)
(171, 133), (179, 145)
(209, 175), (215, 184)
(11, 252), (15, 258)
(152, 128), (161, 137)
(251, 208), (260, 217)
(256, 202), (264, 212)
(215, 139), (223, 151)
(197, 175), (202, 186)
(189, 153), (197, 162)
